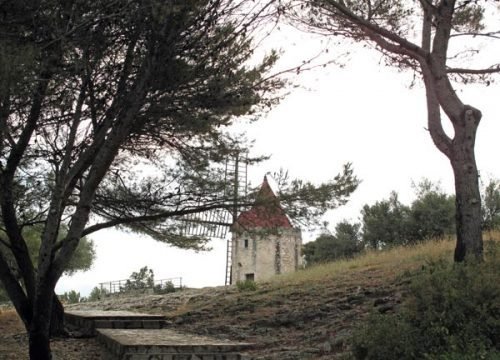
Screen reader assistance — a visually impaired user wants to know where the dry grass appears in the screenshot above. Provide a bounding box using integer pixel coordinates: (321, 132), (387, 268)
(0, 308), (24, 333)
(269, 232), (500, 288)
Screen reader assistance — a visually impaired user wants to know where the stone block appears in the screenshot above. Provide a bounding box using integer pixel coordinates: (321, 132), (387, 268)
(97, 329), (254, 360)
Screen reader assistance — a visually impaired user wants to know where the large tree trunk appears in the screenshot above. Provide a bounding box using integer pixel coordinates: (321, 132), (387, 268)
(29, 286), (54, 360)
(29, 327), (52, 360)
(50, 294), (67, 337)
(450, 106), (483, 262)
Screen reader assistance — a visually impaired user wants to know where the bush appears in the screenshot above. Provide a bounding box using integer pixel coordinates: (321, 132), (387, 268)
(351, 242), (500, 359)
(154, 281), (177, 294)
(304, 221), (362, 265)
(236, 280), (257, 292)
(87, 286), (109, 302)
(120, 266), (155, 292)
(59, 290), (83, 304)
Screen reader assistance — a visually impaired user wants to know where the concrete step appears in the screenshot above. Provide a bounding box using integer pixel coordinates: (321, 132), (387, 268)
(97, 328), (254, 360)
(65, 310), (166, 336)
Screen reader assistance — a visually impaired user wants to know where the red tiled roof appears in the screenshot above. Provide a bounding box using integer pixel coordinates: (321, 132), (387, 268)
(235, 176), (292, 229)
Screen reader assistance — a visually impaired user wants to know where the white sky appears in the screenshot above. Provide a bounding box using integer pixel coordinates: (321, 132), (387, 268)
(56, 26), (500, 297)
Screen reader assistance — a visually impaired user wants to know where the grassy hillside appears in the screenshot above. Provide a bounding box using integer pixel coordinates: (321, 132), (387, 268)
(171, 238), (460, 359)
(69, 233), (500, 359)
(72, 234), (497, 358)
(3, 234), (498, 359)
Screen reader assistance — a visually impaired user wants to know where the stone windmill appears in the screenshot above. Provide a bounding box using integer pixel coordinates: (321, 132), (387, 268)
(230, 176), (303, 283)
(181, 153), (302, 285)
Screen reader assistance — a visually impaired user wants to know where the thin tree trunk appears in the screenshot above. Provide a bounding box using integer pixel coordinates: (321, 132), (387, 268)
(450, 107), (483, 262)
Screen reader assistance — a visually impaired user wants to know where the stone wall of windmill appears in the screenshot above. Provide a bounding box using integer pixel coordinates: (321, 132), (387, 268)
(230, 176), (303, 283)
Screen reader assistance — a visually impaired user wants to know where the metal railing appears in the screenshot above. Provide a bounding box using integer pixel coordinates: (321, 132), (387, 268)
(98, 277), (183, 294)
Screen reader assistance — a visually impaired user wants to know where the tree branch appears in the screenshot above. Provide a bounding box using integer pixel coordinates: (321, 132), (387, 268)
(420, 64), (453, 157)
(0, 93), (10, 157)
(447, 65), (500, 74)
(431, 0), (456, 66)
(0, 66), (52, 300)
(80, 203), (235, 238)
(420, 2), (432, 52)
(51, 35), (159, 280)
(450, 31), (500, 40)
(320, 0), (427, 59)
(62, 35), (139, 196)
(0, 248), (32, 329)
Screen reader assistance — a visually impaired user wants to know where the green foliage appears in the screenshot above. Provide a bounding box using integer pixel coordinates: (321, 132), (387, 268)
(0, 223), (95, 276)
(0, 224), (95, 293)
(276, 163), (361, 228)
(304, 220), (362, 265)
(482, 179), (500, 232)
(64, 237), (95, 276)
(236, 280), (257, 292)
(153, 281), (177, 295)
(121, 266), (155, 292)
(406, 181), (455, 242)
(361, 181), (455, 249)
(452, 3), (485, 32)
(58, 290), (83, 304)
(351, 242), (500, 359)
(362, 192), (410, 248)
(87, 287), (109, 302)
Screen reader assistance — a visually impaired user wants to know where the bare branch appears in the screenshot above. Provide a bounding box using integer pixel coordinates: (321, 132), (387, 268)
(320, 0), (427, 59)
(80, 203), (235, 237)
(447, 65), (500, 74)
(450, 31), (500, 40)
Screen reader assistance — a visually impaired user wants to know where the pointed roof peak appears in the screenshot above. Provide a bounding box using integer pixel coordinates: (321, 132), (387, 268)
(257, 175), (276, 200)
(233, 174), (292, 229)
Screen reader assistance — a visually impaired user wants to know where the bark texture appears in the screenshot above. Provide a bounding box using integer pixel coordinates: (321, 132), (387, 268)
(450, 108), (483, 261)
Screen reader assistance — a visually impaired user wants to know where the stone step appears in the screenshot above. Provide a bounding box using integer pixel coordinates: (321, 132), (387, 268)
(65, 310), (166, 336)
(97, 328), (254, 360)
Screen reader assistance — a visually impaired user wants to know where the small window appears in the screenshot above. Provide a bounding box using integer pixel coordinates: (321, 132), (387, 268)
(244, 239), (249, 248)
(245, 273), (254, 281)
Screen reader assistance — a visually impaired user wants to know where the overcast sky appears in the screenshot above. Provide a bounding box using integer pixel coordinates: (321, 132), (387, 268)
(56, 25), (500, 297)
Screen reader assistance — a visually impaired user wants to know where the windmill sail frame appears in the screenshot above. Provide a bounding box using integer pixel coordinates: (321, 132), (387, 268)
(179, 151), (248, 285)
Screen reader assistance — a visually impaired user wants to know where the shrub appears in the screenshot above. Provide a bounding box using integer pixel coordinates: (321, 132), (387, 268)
(87, 286), (109, 302)
(59, 290), (83, 304)
(351, 242), (500, 359)
(120, 266), (155, 292)
(236, 279), (257, 292)
(154, 281), (177, 294)
(304, 221), (363, 265)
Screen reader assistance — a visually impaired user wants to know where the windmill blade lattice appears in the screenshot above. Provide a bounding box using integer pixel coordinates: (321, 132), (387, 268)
(179, 151), (249, 285)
